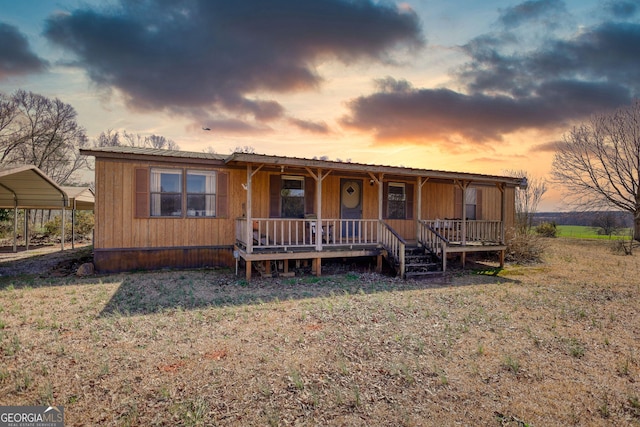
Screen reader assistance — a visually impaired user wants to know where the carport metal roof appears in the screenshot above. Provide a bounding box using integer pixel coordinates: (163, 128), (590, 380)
(0, 165), (68, 209)
(61, 186), (95, 211)
(0, 165), (95, 252)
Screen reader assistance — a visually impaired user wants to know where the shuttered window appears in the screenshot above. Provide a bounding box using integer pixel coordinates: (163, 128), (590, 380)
(387, 183), (406, 219)
(136, 168), (228, 218)
(269, 175), (315, 218)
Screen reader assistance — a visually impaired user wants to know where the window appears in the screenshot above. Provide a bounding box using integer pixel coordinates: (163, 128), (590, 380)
(281, 176), (305, 218)
(465, 188), (477, 220)
(387, 182), (406, 219)
(149, 168), (218, 217)
(151, 168), (182, 217)
(186, 170), (216, 217)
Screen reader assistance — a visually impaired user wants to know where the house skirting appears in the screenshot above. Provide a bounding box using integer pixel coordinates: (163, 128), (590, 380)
(93, 246), (235, 273)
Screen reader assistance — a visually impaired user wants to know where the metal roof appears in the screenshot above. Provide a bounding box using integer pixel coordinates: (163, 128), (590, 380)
(81, 146), (226, 161)
(0, 166), (95, 210)
(61, 186), (95, 210)
(0, 165), (69, 209)
(81, 146), (525, 187)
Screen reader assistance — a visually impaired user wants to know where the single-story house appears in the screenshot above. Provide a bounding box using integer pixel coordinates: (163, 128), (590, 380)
(80, 146), (524, 279)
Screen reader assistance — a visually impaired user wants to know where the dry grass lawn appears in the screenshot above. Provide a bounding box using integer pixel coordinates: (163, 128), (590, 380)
(0, 238), (639, 426)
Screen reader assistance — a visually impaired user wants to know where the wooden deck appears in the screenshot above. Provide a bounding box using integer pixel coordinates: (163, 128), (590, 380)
(235, 218), (507, 279)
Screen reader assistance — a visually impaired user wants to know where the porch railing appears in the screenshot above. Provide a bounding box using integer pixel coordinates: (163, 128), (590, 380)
(236, 218), (503, 264)
(417, 220), (448, 271)
(236, 218), (379, 252)
(421, 220), (503, 244)
(379, 220), (406, 278)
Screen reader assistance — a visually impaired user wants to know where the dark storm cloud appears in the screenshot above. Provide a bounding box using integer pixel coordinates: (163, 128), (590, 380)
(605, 1), (638, 18)
(343, 1), (640, 146)
(342, 78), (629, 144)
(288, 118), (330, 134)
(0, 22), (48, 80)
(530, 141), (561, 153)
(497, 0), (568, 29)
(43, 0), (422, 124)
(459, 21), (640, 96)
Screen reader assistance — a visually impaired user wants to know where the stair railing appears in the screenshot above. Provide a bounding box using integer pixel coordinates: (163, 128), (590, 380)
(379, 220), (406, 278)
(417, 220), (449, 272)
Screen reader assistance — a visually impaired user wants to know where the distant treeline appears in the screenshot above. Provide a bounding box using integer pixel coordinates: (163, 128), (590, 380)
(533, 211), (633, 227)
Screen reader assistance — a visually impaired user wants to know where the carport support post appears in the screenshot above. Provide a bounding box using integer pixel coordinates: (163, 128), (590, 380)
(71, 203), (76, 250)
(12, 205), (17, 253)
(61, 206), (65, 251)
(24, 209), (29, 251)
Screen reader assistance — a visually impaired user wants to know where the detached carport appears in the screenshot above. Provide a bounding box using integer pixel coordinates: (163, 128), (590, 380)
(0, 165), (94, 252)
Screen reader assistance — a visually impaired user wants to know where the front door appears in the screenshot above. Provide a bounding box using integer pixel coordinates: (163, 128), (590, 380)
(340, 179), (362, 237)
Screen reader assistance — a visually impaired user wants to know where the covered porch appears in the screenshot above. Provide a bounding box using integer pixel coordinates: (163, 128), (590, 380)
(227, 153), (522, 280)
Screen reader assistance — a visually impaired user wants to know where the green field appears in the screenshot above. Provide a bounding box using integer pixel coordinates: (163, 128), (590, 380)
(556, 224), (633, 239)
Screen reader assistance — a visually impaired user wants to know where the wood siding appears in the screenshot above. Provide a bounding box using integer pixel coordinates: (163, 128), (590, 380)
(95, 159), (243, 250)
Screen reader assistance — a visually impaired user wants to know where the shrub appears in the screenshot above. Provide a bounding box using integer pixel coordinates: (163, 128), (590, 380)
(44, 211), (94, 240)
(610, 239), (634, 255)
(506, 228), (546, 263)
(535, 221), (558, 237)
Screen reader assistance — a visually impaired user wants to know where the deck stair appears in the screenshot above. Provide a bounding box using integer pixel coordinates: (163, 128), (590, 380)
(402, 245), (442, 279)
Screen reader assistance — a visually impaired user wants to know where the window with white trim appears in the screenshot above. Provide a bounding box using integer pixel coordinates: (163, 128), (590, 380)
(150, 168), (218, 217)
(465, 188), (477, 220)
(150, 168), (182, 217)
(186, 170), (216, 217)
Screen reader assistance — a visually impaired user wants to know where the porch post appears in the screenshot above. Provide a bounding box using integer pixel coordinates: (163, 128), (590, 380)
(416, 176), (422, 243)
(416, 177), (428, 243)
(499, 183), (506, 244)
(458, 180), (468, 246)
(377, 173), (384, 244)
(316, 168), (322, 252)
(246, 164), (253, 254)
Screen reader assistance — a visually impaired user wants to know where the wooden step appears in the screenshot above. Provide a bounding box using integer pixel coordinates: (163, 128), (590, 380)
(406, 270), (445, 278)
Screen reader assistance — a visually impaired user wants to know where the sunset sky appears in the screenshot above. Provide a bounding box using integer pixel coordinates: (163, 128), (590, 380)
(1, 0), (639, 210)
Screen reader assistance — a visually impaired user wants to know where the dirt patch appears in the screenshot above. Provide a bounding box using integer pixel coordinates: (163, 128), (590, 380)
(0, 244), (93, 278)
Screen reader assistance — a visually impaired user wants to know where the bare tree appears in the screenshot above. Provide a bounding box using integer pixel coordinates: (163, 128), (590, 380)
(552, 100), (640, 241)
(94, 129), (121, 147)
(203, 146), (217, 154)
(591, 212), (623, 238)
(0, 90), (88, 184)
(504, 169), (547, 233)
(231, 145), (255, 154)
(93, 130), (180, 150)
(0, 93), (20, 145)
